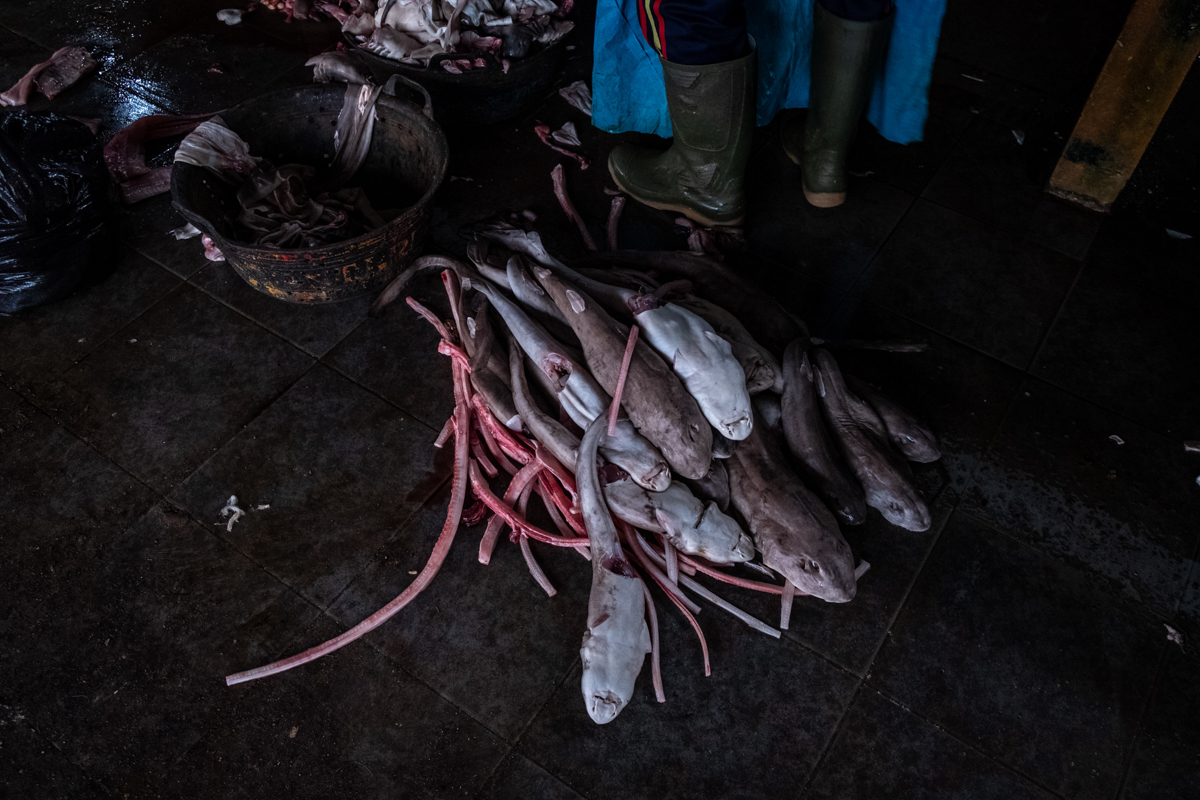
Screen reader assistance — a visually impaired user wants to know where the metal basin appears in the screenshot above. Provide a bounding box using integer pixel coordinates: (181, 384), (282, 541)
(348, 34), (568, 127)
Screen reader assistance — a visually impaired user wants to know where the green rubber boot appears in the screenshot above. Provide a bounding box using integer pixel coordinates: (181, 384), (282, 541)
(608, 47), (756, 227)
(782, 5), (893, 207)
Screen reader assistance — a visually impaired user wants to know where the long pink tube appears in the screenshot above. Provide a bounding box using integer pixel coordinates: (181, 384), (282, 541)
(607, 196), (626, 252)
(664, 541), (679, 585)
(536, 482), (591, 559)
(471, 395), (531, 467)
(642, 581), (665, 703)
(532, 446), (578, 502)
(473, 408), (521, 476)
(517, 479), (557, 596)
(519, 536), (556, 596)
(538, 473), (586, 536)
(434, 415), (454, 448)
(225, 359), (474, 687)
(472, 439), (499, 478)
(607, 325), (639, 436)
(632, 529), (780, 639)
(551, 163), (598, 251)
(478, 461), (542, 564)
(468, 462), (588, 548)
(627, 528), (701, 615)
(676, 553), (794, 596)
(406, 297), (454, 342)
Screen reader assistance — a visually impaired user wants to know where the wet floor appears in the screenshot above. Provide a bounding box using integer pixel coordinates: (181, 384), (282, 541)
(2, 2), (1198, 798)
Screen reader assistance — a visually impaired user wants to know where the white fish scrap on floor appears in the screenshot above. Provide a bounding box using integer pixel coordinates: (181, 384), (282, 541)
(558, 79), (592, 115)
(170, 223), (202, 240)
(218, 496), (245, 532)
(550, 121), (581, 147)
(335, 0), (572, 67)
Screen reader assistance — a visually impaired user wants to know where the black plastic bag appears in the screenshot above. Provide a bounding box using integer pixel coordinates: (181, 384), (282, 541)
(0, 112), (112, 314)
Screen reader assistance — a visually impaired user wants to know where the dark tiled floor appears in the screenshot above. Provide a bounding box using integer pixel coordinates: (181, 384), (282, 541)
(870, 513), (1164, 800)
(804, 688), (1059, 800)
(2, 2), (1198, 798)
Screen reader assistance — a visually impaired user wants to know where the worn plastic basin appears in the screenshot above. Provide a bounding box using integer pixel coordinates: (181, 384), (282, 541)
(171, 82), (448, 304)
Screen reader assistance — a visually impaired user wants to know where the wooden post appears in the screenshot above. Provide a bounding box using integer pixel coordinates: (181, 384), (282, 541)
(1047, 0), (1200, 211)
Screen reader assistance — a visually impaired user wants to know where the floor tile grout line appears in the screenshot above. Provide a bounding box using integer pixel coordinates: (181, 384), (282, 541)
(1022, 253), (1087, 377)
(0, 380), (305, 792)
(3, 376), (172, 514)
(1111, 638), (1172, 800)
(915, 189), (1092, 264)
(1020, 366), (1197, 447)
(504, 654), (581, 743)
(181, 403), (450, 622)
(306, 473), (453, 622)
(49, 274), (190, 378)
(168, 355), (322, 496)
(467, 743), (517, 800)
(917, 113), (981, 206)
(818, 182), (922, 323)
(862, 99), (976, 199)
(319, 356), (444, 436)
(13, 356), (506, 765)
(1170, 527), (1200, 622)
(161, 277), (323, 367)
(829, 292), (1023, 373)
(120, 239), (208, 283)
(851, 501), (962, 681)
(863, 686), (1070, 800)
(838, 262), (1051, 373)
(778, 491), (962, 792)
(954, 504), (1187, 627)
(184, 270), (363, 362)
(794, 674), (869, 799)
(832, 211), (1185, 443)
(313, 604), (520, 751)
(799, 495), (1095, 800)
(499, 655), (595, 794)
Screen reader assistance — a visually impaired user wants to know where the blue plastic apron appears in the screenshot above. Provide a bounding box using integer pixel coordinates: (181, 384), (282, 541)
(591, 0), (947, 145)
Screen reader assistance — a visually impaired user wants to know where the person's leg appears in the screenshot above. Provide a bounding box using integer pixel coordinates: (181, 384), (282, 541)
(782, 0), (893, 207)
(815, 0), (892, 22)
(636, 0), (748, 65)
(609, 0), (756, 227)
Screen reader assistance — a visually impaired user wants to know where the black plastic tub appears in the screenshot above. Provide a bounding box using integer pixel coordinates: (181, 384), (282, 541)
(349, 35), (568, 127)
(171, 81), (448, 304)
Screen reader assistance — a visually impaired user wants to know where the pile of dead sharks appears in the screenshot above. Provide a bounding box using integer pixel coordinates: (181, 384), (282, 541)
(224, 198), (940, 725)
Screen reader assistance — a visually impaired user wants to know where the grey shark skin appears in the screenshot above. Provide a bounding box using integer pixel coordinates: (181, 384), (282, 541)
(577, 415), (651, 725)
(533, 267), (713, 480)
(727, 409), (857, 603)
(781, 340), (867, 525)
(813, 349), (931, 532)
(845, 375), (941, 464)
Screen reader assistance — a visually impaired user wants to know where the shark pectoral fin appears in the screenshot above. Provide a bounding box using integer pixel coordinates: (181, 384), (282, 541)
(672, 348), (693, 374)
(703, 329), (733, 355)
(654, 508), (679, 541)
